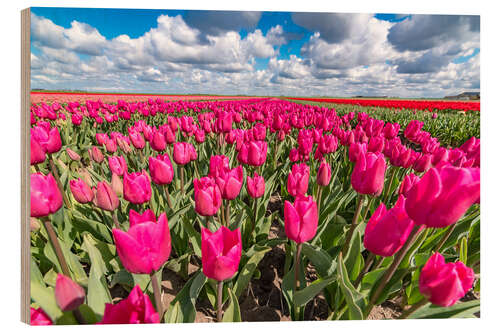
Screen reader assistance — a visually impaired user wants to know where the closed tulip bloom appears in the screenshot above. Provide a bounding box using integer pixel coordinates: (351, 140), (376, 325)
(405, 165), (480, 228)
(123, 171), (152, 204)
(194, 129), (205, 143)
(30, 307), (53, 326)
(31, 173), (63, 218)
(351, 151), (387, 196)
(96, 133), (109, 146)
(99, 285), (160, 324)
(399, 173), (421, 198)
(194, 177), (222, 216)
(247, 141), (268, 166)
(317, 160), (332, 186)
(150, 130), (166, 152)
(364, 196), (415, 257)
(148, 154), (174, 185)
(349, 142), (367, 163)
(237, 143), (249, 164)
(66, 148), (81, 161)
(367, 136), (385, 154)
(201, 226), (242, 281)
(31, 135), (46, 165)
(108, 155), (127, 176)
(70, 178), (94, 203)
(284, 195), (318, 244)
(209, 155), (229, 178)
(129, 130), (146, 149)
(413, 153), (432, 173)
(431, 147), (449, 166)
(216, 165), (243, 200)
(419, 253), (475, 307)
(31, 125), (62, 154)
(96, 181), (119, 211)
(113, 212), (171, 274)
(89, 146), (104, 163)
(287, 163), (310, 197)
(105, 138), (118, 153)
(289, 148), (300, 162)
(404, 120), (424, 142)
(247, 172), (265, 198)
(383, 122), (400, 139)
(173, 142), (192, 165)
(55, 274), (86, 312)
(111, 173), (123, 197)
(117, 137), (132, 154)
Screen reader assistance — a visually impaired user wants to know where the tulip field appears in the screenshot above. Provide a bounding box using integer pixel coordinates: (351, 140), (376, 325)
(29, 94), (480, 324)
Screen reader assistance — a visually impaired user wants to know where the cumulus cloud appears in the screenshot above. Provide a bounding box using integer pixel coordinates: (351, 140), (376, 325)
(183, 11), (261, 36)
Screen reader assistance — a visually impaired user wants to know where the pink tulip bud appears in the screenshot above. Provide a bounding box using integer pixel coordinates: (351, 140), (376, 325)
(149, 154), (174, 185)
(431, 147), (449, 166)
(287, 163), (310, 197)
(31, 173), (63, 217)
(31, 125), (62, 154)
(108, 155), (127, 176)
(419, 253), (474, 307)
(111, 173), (123, 197)
(194, 177), (222, 216)
(113, 213), (171, 274)
(317, 160), (332, 186)
(30, 307), (53, 325)
(289, 148), (300, 162)
(66, 148), (81, 161)
(247, 172), (265, 198)
(399, 173), (421, 198)
(89, 146), (104, 163)
(351, 151), (387, 196)
(105, 138), (118, 153)
(364, 196), (415, 257)
(349, 142), (367, 163)
(215, 165), (243, 200)
(284, 195), (318, 244)
(70, 178), (94, 203)
(405, 165), (480, 228)
(367, 136), (385, 154)
(247, 141), (267, 166)
(96, 133), (109, 145)
(173, 142), (193, 165)
(31, 135), (46, 165)
(383, 122), (400, 139)
(96, 181), (119, 211)
(123, 171), (152, 204)
(150, 130), (166, 152)
(413, 153), (432, 173)
(201, 226), (242, 281)
(55, 274), (86, 312)
(99, 285), (160, 324)
(117, 137), (132, 154)
(209, 155), (229, 178)
(129, 130), (146, 149)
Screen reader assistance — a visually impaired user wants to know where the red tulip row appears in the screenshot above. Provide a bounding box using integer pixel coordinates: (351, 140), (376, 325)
(29, 97), (480, 324)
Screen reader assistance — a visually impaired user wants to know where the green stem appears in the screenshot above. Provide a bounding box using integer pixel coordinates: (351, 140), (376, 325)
(112, 210), (120, 229)
(217, 280), (223, 322)
(49, 155), (72, 209)
(41, 216), (71, 277)
(341, 195), (365, 256)
(384, 167), (397, 203)
(293, 242), (303, 320)
(150, 271), (164, 319)
(226, 200), (231, 227)
(316, 186), (323, 214)
(164, 185), (173, 209)
(433, 223), (457, 253)
(399, 298), (428, 319)
(362, 195), (375, 221)
(354, 252), (376, 288)
(72, 308), (87, 324)
(180, 166), (185, 196)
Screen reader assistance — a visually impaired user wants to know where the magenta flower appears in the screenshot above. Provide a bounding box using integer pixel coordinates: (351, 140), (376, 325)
(284, 194), (318, 244)
(201, 226), (242, 281)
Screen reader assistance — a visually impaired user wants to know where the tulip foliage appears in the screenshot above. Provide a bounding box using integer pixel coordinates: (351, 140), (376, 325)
(29, 96), (480, 325)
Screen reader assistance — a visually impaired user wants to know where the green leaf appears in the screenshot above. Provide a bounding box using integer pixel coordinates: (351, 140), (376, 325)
(293, 276), (336, 307)
(301, 242), (337, 278)
(233, 245), (271, 298)
(409, 300), (480, 319)
(30, 282), (63, 321)
(337, 253), (366, 320)
(182, 218), (202, 257)
(460, 237), (468, 264)
(344, 224), (363, 281)
(222, 287), (242, 322)
(164, 270), (206, 323)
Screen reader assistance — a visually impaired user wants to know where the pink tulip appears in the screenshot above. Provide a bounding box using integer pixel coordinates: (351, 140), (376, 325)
(247, 172), (265, 198)
(105, 138), (118, 153)
(431, 147), (449, 166)
(150, 130), (166, 152)
(31, 173), (63, 217)
(65, 148), (81, 161)
(201, 226), (242, 281)
(194, 177), (222, 216)
(123, 171), (152, 205)
(364, 196), (415, 257)
(247, 141), (268, 166)
(149, 154), (174, 185)
(173, 142), (193, 165)
(413, 153), (432, 173)
(351, 151), (387, 196)
(99, 285), (160, 324)
(70, 178), (94, 203)
(129, 209), (157, 226)
(398, 173), (421, 198)
(96, 181), (119, 211)
(405, 165), (480, 228)
(89, 146), (104, 163)
(129, 130), (146, 149)
(31, 136), (46, 165)
(349, 142), (367, 163)
(55, 274), (85, 312)
(284, 194), (318, 244)
(30, 307), (53, 325)
(215, 165), (243, 200)
(383, 122), (400, 139)
(111, 173), (123, 197)
(317, 160), (332, 186)
(419, 253), (474, 307)
(96, 133), (109, 145)
(367, 136), (385, 154)
(31, 124), (62, 154)
(108, 155), (127, 176)
(113, 213), (171, 275)
(287, 163), (310, 197)
(209, 155), (230, 179)
(289, 148), (300, 162)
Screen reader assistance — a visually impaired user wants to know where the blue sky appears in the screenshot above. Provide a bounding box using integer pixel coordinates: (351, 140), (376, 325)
(30, 7), (480, 97)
